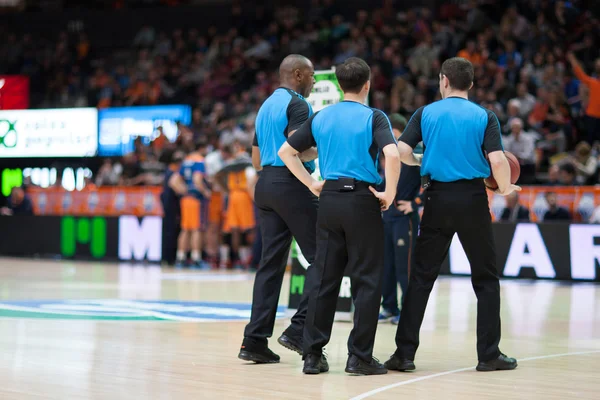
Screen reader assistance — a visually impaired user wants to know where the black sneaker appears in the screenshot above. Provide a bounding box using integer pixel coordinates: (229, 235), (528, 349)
(303, 354), (329, 374)
(384, 354), (416, 371)
(476, 353), (518, 372)
(277, 328), (303, 355)
(345, 354), (388, 375)
(238, 338), (280, 364)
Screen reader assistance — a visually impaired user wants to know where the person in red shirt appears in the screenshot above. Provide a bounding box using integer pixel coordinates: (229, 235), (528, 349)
(567, 52), (600, 144)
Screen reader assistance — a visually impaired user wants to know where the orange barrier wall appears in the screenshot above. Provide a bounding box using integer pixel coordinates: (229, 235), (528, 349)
(27, 185), (600, 221)
(28, 187), (164, 216)
(486, 186), (599, 222)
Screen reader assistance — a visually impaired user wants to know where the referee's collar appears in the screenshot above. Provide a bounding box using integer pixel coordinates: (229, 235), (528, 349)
(445, 96), (469, 100)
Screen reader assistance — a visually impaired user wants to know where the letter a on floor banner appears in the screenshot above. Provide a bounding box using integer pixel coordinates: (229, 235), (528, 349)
(287, 239), (353, 322)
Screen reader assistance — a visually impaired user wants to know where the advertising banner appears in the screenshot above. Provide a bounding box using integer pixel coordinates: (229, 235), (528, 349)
(98, 105), (192, 156)
(440, 222), (600, 282)
(28, 186), (163, 217)
(487, 186), (600, 222)
(0, 108), (98, 158)
(0, 215), (162, 262)
(0, 75), (29, 110)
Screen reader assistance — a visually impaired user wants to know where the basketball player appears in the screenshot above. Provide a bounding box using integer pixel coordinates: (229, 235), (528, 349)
(204, 142), (233, 268)
(216, 139), (257, 269)
(177, 140), (211, 269)
(385, 57), (520, 372)
(239, 54), (318, 364)
(160, 150), (187, 266)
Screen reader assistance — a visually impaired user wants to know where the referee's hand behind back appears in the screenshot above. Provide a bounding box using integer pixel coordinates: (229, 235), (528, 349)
(368, 186), (394, 211)
(495, 184), (522, 196)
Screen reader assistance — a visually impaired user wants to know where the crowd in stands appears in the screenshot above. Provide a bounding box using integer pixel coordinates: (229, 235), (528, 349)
(1, 0), (600, 186)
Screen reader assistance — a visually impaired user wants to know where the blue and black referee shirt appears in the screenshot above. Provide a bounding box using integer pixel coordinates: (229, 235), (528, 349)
(253, 87), (315, 173)
(399, 97), (504, 182)
(287, 101), (397, 185)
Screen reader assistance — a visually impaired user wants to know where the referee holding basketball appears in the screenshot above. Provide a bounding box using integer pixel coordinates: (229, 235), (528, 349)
(279, 57), (400, 375)
(384, 57), (520, 372)
(239, 55), (319, 363)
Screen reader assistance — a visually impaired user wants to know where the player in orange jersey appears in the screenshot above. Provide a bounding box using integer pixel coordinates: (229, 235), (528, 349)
(204, 142), (234, 268)
(177, 140), (211, 269)
(216, 139), (257, 269)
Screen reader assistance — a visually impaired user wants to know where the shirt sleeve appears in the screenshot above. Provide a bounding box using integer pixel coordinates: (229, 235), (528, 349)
(287, 113), (317, 153)
(399, 107), (424, 148)
(193, 162), (206, 175)
(286, 98), (312, 134)
(252, 132), (258, 146)
(483, 110), (504, 153)
(372, 109), (397, 149)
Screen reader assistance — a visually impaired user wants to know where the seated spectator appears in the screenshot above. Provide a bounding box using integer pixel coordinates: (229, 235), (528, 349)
(558, 163), (578, 186)
(503, 118), (537, 184)
(546, 164), (561, 185)
(500, 192), (530, 222)
(543, 192), (571, 221)
(569, 142), (598, 185)
(0, 187), (34, 216)
(457, 40), (483, 67)
(513, 83), (536, 117)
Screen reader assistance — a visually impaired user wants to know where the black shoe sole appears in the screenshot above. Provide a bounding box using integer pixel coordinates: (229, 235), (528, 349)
(476, 362), (518, 372)
(345, 367), (388, 376)
(277, 335), (302, 355)
(385, 362), (416, 372)
(303, 365), (329, 374)
(238, 350), (280, 364)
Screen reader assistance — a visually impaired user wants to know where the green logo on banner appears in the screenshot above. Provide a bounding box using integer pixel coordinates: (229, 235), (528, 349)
(61, 217), (107, 258)
(1, 168), (22, 197)
(0, 119), (17, 148)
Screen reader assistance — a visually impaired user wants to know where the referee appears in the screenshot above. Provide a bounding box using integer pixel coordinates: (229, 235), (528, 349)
(384, 57), (520, 372)
(279, 57), (400, 375)
(239, 55), (319, 364)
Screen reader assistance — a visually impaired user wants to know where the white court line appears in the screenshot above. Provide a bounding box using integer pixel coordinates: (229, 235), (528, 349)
(349, 350), (600, 400)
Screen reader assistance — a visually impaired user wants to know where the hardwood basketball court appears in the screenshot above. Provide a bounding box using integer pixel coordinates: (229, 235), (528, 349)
(0, 257), (598, 399)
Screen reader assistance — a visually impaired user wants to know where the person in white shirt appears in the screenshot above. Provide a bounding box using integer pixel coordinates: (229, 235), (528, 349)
(502, 118), (537, 183)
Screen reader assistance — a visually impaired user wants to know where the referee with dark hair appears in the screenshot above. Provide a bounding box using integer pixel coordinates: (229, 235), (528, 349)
(279, 57), (400, 375)
(384, 57), (520, 372)
(238, 55), (319, 363)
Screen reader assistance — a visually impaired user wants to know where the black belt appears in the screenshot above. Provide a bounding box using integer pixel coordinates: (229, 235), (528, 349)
(323, 178), (374, 192)
(428, 178), (485, 190)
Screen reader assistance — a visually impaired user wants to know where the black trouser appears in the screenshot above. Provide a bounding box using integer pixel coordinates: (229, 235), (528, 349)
(161, 203), (180, 265)
(244, 167), (319, 344)
(381, 212), (419, 315)
(394, 179), (501, 362)
(303, 180), (384, 362)
(250, 204), (262, 269)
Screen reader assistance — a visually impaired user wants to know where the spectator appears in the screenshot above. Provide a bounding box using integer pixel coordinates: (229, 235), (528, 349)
(567, 52), (600, 144)
(503, 118), (537, 184)
(457, 40), (483, 67)
(547, 164), (561, 185)
(543, 192), (571, 221)
(569, 142), (598, 185)
(558, 163), (578, 185)
(95, 158), (121, 186)
(500, 192), (530, 222)
(512, 83), (537, 117)
(0, 187), (34, 216)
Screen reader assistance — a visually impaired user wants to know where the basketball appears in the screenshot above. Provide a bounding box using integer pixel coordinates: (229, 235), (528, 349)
(484, 152), (521, 190)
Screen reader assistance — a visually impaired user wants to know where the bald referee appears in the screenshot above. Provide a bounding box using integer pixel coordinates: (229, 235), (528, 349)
(279, 57), (400, 375)
(384, 57), (520, 372)
(239, 55), (318, 364)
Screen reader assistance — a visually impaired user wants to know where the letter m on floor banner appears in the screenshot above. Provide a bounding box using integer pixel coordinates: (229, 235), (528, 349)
(288, 239), (353, 322)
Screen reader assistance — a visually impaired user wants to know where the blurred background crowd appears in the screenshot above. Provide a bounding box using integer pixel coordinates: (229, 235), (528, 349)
(1, 0), (600, 188)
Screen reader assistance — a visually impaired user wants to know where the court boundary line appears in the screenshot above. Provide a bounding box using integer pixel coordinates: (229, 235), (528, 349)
(349, 350), (600, 400)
